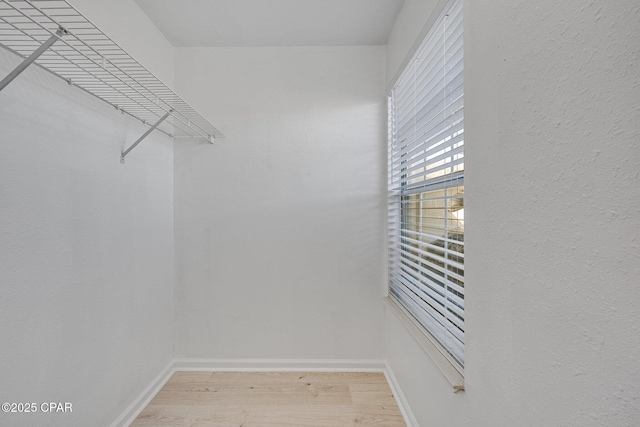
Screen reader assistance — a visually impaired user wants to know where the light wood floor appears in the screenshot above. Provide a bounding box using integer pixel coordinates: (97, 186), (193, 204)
(131, 371), (407, 427)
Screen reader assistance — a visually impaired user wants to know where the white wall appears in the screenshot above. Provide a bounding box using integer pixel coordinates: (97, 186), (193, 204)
(385, 0), (640, 426)
(173, 46), (387, 360)
(0, 34), (173, 427)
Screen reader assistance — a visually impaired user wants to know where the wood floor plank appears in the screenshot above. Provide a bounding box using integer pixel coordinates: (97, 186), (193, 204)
(167, 372), (213, 384)
(349, 382), (398, 406)
(185, 404), (405, 427)
(134, 372), (406, 427)
(150, 382), (351, 406)
(129, 404), (192, 427)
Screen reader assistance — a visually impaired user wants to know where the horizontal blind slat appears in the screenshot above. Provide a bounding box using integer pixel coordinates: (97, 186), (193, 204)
(389, 245), (465, 296)
(390, 283), (465, 348)
(391, 247), (465, 296)
(393, 110), (464, 163)
(389, 270), (465, 332)
(389, 263), (465, 312)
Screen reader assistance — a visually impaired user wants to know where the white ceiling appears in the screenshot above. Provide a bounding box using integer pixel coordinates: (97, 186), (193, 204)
(134, 0), (405, 47)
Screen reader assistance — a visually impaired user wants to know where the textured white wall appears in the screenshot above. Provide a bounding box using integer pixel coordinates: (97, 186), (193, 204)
(386, 0), (640, 426)
(173, 46), (387, 360)
(0, 42), (173, 427)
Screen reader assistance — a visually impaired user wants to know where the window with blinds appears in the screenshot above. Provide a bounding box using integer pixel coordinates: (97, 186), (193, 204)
(387, 0), (464, 367)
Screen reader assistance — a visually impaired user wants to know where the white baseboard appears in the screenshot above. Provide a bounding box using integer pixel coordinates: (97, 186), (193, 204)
(173, 358), (386, 372)
(111, 358), (413, 427)
(108, 360), (175, 427)
(384, 361), (419, 427)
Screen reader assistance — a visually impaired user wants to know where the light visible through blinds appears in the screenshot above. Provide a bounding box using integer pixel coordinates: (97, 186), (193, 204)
(388, 0), (464, 367)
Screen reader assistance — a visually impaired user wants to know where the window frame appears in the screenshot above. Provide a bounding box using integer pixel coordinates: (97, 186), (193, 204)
(387, 0), (465, 380)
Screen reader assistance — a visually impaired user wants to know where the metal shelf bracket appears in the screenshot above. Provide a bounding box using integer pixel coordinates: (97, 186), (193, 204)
(0, 26), (67, 92)
(121, 110), (173, 163)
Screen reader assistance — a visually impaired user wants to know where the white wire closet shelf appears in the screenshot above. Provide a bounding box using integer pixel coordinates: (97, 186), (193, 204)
(0, 0), (224, 160)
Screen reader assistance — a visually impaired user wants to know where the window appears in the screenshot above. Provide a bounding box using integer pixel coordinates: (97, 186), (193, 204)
(387, 0), (465, 367)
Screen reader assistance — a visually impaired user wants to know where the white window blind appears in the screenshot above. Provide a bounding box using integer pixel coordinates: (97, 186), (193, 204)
(388, 0), (465, 367)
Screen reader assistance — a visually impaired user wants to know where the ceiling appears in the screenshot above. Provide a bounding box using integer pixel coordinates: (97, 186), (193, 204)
(134, 0), (405, 47)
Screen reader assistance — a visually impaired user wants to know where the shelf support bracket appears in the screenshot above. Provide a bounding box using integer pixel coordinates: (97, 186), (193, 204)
(120, 110), (173, 163)
(0, 26), (67, 92)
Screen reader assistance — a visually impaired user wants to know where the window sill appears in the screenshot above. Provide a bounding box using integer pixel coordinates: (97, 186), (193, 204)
(384, 296), (464, 391)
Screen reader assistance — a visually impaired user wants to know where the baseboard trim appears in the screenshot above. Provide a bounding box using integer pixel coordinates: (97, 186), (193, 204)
(384, 361), (419, 427)
(108, 360), (175, 427)
(173, 358), (386, 372)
